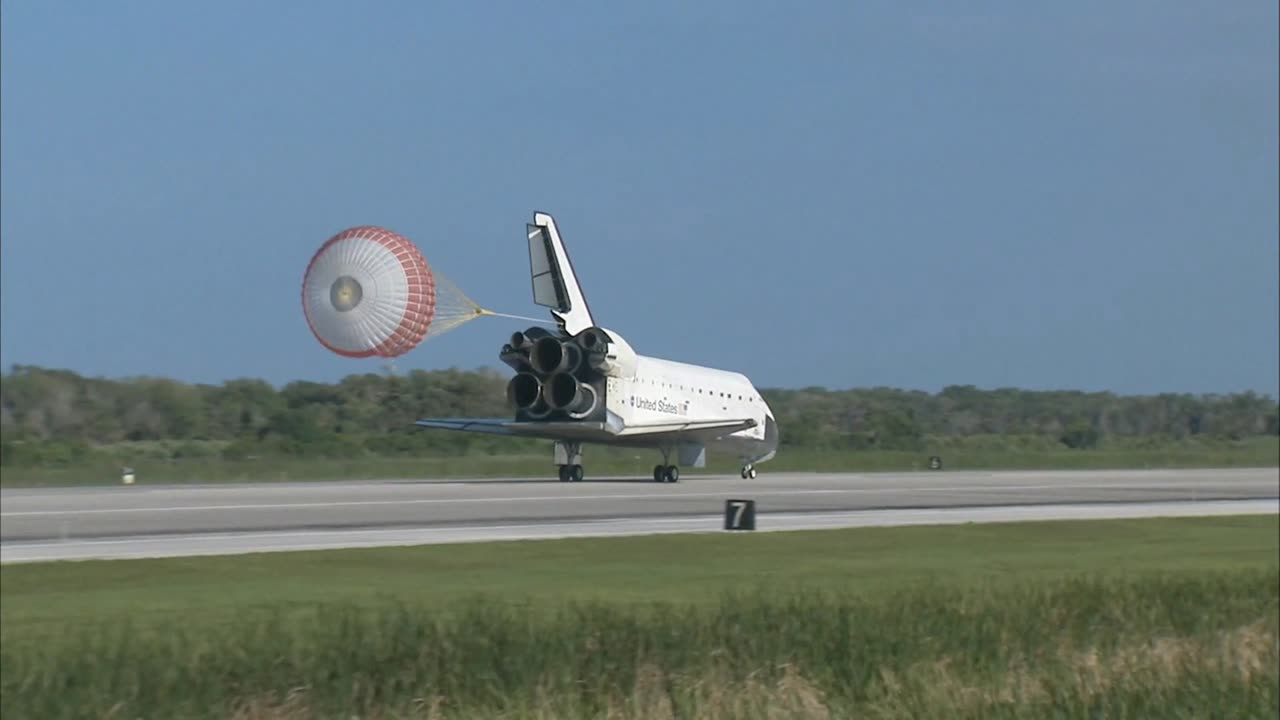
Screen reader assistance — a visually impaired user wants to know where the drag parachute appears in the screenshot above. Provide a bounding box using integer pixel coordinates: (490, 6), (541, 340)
(301, 225), (489, 359)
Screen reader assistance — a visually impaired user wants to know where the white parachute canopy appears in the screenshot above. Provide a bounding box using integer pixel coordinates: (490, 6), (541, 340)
(301, 225), (542, 360)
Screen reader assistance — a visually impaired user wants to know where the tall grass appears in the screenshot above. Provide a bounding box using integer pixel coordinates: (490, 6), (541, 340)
(4, 570), (1276, 718)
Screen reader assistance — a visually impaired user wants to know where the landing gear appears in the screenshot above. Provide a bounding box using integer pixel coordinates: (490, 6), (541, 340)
(554, 440), (584, 482)
(653, 464), (680, 483)
(558, 464), (584, 482)
(652, 446), (680, 483)
(740, 463), (757, 479)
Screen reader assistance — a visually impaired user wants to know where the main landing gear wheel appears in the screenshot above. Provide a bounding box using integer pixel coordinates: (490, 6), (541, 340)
(653, 464), (679, 482)
(559, 464), (584, 482)
(740, 464), (757, 479)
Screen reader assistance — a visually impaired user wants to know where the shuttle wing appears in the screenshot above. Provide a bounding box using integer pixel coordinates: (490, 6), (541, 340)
(527, 212), (595, 335)
(413, 418), (609, 441)
(413, 415), (757, 443)
(411, 418), (529, 436)
(611, 417), (759, 441)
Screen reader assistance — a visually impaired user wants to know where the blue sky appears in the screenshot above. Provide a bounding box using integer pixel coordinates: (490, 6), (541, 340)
(2, 2), (1276, 396)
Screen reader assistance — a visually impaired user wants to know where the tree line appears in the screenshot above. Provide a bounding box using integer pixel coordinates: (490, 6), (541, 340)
(1, 364), (1276, 466)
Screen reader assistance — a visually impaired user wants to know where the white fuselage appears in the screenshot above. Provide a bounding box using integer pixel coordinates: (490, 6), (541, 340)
(607, 354), (777, 463)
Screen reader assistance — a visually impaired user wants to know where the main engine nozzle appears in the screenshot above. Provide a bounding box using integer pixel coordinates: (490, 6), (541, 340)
(530, 336), (582, 376)
(509, 326), (554, 351)
(575, 327), (609, 355)
(545, 372), (598, 419)
(506, 372), (543, 410)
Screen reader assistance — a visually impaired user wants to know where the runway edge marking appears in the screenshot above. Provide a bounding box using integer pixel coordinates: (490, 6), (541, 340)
(2, 499), (1275, 565)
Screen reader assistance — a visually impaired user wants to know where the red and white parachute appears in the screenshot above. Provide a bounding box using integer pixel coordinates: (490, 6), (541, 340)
(301, 225), (497, 359)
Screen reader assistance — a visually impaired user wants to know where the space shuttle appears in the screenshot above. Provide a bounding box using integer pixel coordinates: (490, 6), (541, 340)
(414, 211), (779, 482)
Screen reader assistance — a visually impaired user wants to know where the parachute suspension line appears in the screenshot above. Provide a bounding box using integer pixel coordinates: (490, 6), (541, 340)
(422, 266), (489, 340)
(425, 266), (556, 340)
(474, 309), (556, 325)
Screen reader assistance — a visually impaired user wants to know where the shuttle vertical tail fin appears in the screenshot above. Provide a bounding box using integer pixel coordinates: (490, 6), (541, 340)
(527, 212), (595, 335)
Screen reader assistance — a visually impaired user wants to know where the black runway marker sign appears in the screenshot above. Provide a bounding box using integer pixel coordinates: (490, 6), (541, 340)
(724, 499), (756, 531)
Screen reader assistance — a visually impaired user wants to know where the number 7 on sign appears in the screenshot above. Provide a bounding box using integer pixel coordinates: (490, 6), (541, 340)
(724, 499), (755, 530)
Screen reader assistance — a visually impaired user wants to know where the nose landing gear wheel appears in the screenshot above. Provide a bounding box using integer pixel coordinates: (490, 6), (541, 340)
(559, 464), (585, 482)
(740, 464), (757, 479)
(662, 465), (680, 483)
(653, 465), (664, 483)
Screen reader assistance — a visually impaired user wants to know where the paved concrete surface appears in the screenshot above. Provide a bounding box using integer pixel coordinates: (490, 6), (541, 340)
(2, 468), (1275, 563)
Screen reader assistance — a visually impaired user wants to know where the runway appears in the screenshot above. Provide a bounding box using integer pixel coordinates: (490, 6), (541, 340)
(1, 467), (1276, 564)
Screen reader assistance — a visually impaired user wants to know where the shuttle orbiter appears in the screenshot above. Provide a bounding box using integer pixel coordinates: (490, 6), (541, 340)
(414, 211), (778, 482)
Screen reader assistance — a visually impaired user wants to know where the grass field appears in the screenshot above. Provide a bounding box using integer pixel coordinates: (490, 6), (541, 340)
(2, 515), (1277, 718)
(3, 435), (1277, 486)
